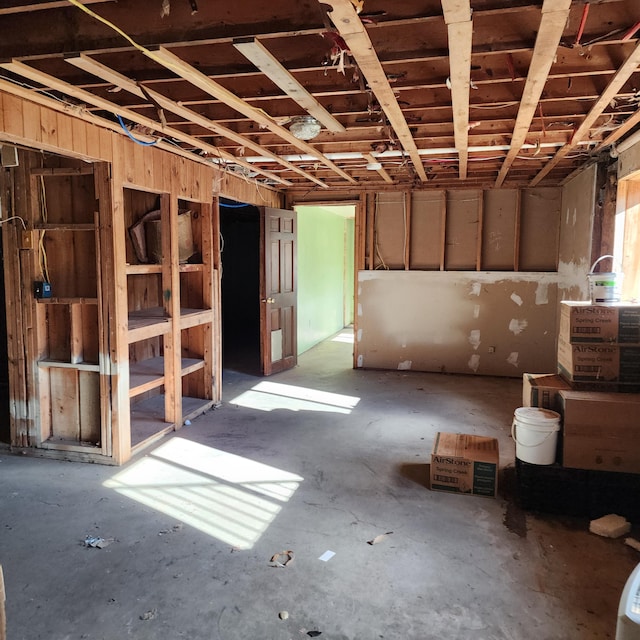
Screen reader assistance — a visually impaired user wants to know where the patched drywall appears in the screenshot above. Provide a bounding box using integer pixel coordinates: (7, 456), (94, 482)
(558, 163), (597, 301)
(357, 271), (558, 377)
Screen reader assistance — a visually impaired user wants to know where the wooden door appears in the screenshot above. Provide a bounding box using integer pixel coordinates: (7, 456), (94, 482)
(260, 207), (297, 375)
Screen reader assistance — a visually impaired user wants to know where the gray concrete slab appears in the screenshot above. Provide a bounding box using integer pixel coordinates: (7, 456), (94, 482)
(0, 329), (637, 639)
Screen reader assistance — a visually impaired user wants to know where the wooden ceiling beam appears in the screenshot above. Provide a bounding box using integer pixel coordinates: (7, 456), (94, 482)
(0, 59), (292, 186)
(362, 153), (393, 184)
(0, 0), (113, 15)
(531, 38), (640, 186)
(64, 53), (329, 188)
(595, 107), (640, 151)
(495, 0), (572, 187)
(232, 37), (345, 134)
(145, 46), (356, 184)
(320, 0), (427, 182)
(441, 0), (473, 179)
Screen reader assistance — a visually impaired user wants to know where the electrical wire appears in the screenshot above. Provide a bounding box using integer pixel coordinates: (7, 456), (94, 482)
(116, 114), (158, 146)
(0, 216), (26, 230)
(219, 201), (250, 208)
(38, 175), (51, 283)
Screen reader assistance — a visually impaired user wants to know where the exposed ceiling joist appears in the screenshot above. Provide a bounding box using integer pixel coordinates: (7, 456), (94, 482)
(595, 107), (640, 151)
(321, 0), (428, 182)
(441, 0), (472, 179)
(64, 53), (329, 188)
(531, 38), (640, 186)
(495, 0), (572, 187)
(148, 46), (356, 184)
(363, 153), (393, 184)
(0, 59), (292, 186)
(232, 37), (345, 134)
(0, 0), (113, 15)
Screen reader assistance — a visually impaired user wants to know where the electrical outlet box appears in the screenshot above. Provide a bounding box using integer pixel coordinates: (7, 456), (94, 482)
(20, 229), (35, 249)
(33, 281), (52, 299)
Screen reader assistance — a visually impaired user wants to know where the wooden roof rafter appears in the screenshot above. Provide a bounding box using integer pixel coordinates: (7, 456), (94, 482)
(64, 53), (329, 189)
(0, 59), (293, 186)
(495, 0), (573, 187)
(531, 38), (640, 186)
(441, 0), (473, 180)
(320, 0), (428, 183)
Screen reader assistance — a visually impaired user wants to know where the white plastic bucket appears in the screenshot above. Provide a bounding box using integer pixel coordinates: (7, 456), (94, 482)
(511, 407), (561, 465)
(588, 255), (622, 303)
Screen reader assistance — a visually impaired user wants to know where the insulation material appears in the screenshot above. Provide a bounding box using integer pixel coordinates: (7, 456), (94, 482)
(357, 271), (558, 376)
(373, 192), (405, 269)
(445, 190), (481, 270)
(519, 188), (561, 271)
(410, 190), (445, 269)
(482, 189), (518, 270)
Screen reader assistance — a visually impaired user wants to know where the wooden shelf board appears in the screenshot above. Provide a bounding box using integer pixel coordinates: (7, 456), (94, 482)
(126, 264), (163, 275)
(129, 356), (165, 398)
(33, 223), (95, 231)
(37, 297), (98, 305)
(37, 359), (99, 372)
(179, 263), (204, 272)
(182, 396), (215, 423)
(180, 308), (213, 329)
(40, 438), (101, 453)
(127, 308), (171, 343)
(181, 357), (205, 377)
(130, 394), (174, 450)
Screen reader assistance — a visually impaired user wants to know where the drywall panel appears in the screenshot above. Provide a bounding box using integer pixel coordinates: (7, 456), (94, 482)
(519, 188), (562, 271)
(297, 206), (353, 354)
(410, 190), (445, 269)
(356, 270), (558, 377)
(482, 189), (518, 270)
(558, 164), (597, 301)
(445, 190), (481, 270)
(374, 192), (406, 269)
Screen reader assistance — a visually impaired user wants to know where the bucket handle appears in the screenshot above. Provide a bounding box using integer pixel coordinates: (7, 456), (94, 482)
(589, 254), (614, 275)
(511, 421), (558, 447)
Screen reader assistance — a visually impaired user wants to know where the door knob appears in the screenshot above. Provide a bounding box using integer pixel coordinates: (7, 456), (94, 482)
(261, 297), (275, 304)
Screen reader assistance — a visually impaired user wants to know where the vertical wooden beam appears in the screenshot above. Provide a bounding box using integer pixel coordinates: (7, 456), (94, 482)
(404, 191), (411, 270)
(211, 195), (222, 403)
(476, 192), (484, 271)
(70, 304), (84, 364)
(367, 193), (375, 271)
(439, 190), (447, 271)
(513, 190), (522, 271)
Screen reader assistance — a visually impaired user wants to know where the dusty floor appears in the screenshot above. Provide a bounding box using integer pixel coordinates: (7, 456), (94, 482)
(1, 330), (638, 640)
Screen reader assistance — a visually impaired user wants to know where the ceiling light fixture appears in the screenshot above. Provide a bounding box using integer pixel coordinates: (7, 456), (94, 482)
(289, 116), (322, 141)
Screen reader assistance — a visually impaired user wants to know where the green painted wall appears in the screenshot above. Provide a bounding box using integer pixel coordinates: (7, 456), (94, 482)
(297, 206), (354, 355)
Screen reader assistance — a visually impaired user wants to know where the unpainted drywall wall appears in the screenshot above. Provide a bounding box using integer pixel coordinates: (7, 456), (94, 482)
(297, 206), (354, 354)
(558, 163), (597, 301)
(356, 271), (558, 377)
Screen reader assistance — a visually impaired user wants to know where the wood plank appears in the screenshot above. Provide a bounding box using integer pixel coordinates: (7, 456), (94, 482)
(495, 0), (572, 186)
(79, 370), (101, 444)
(49, 368), (80, 441)
(514, 190), (522, 271)
(363, 153), (393, 184)
(532, 38), (640, 186)
(37, 360), (100, 372)
(33, 223), (95, 231)
(367, 192), (374, 270)
(404, 191), (411, 270)
(2, 93), (24, 138)
(150, 46), (356, 184)
(0, 0), (114, 15)
(439, 190), (447, 270)
(476, 191), (483, 271)
(320, 2), (427, 181)
(69, 303), (83, 364)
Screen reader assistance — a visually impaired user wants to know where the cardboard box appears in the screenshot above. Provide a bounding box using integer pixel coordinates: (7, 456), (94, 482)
(430, 432), (498, 497)
(523, 373), (572, 411)
(559, 390), (640, 473)
(557, 336), (640, 383)
(559, 301), (640, 344)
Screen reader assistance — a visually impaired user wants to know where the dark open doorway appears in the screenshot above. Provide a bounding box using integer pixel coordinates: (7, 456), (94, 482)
(220, 199), (261, 374)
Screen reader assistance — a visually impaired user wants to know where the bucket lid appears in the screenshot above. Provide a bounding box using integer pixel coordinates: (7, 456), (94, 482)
(514, 406), (561, 424)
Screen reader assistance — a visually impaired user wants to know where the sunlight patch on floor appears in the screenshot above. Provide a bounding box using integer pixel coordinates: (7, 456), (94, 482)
(103, 438), (303, 549)
(229, 380), (360, 414)
(331, 331), (354, 344)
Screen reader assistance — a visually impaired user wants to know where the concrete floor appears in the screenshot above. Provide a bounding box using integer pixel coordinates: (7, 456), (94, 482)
(1, 330), (638, 640)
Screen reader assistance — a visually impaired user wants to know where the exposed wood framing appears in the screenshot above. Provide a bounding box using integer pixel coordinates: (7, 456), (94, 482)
(232, 37), (345, 134)
(148, 46), (356, 184)
(596, 107), (640, 151)
(321, 0), (428, 182)
(531, 39), (640, 186)
(363, 153), (393, 184)
(441, 0), (472, 179)
(0, 0), (113, 15)
(495, 0), (572, 187)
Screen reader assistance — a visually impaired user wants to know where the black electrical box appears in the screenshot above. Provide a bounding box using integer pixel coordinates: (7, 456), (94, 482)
(33, 281), (52, 299)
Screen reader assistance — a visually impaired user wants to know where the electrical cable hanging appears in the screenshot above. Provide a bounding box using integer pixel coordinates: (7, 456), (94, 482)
(116, 114), (158, 146)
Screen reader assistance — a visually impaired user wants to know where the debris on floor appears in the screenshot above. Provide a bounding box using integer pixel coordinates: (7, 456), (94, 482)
(139, 609), (157, 621)
(83, 535), (114, 549)
(158, 524), (183, 536)
(367, 531), (393, 545)
(307, 631), (322, 638)
(269, 550), (295, 568)
(589, 514), (631, 538)
(278, 611), (289, 620)
(318, 550), (335, 562)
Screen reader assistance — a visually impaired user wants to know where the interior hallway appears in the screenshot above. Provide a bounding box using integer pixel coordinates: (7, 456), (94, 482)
(1, 329), (637, 640)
